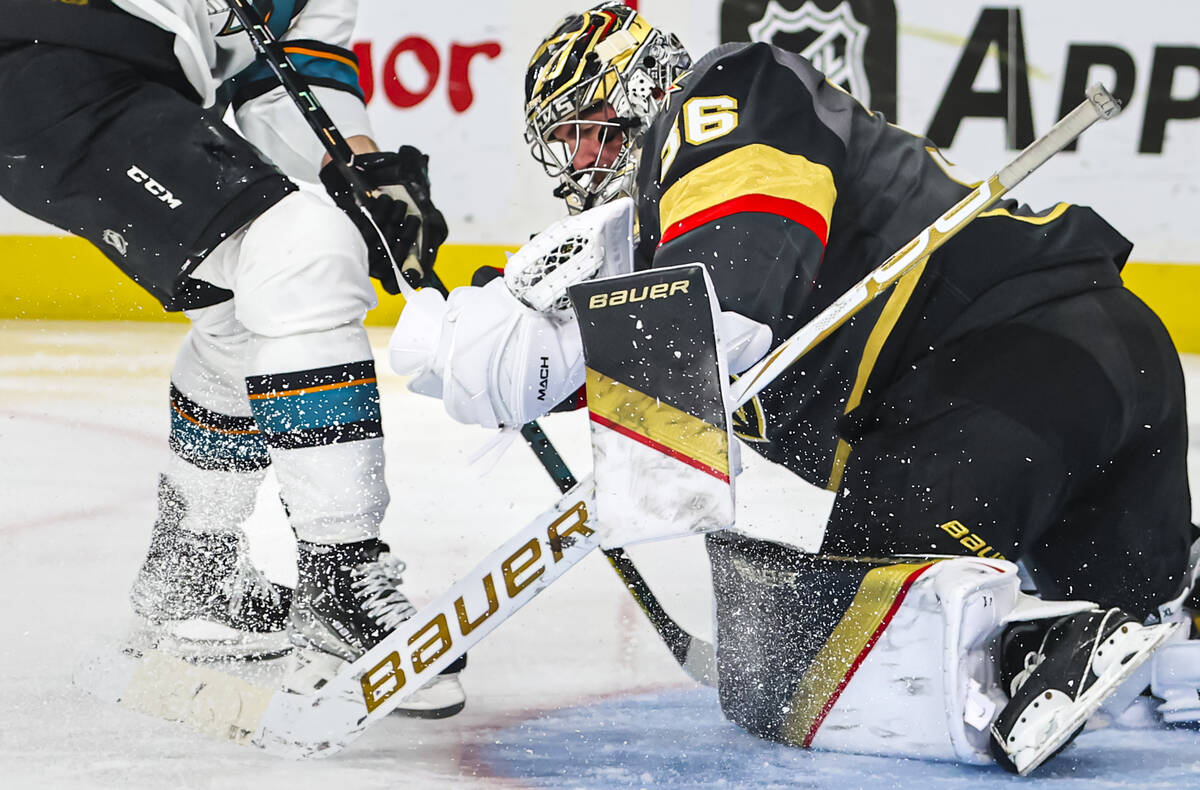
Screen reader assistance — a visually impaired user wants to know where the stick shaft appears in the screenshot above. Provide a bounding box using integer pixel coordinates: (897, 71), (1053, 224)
(224, 0), (364, 193)
(518, 421), (715, 682)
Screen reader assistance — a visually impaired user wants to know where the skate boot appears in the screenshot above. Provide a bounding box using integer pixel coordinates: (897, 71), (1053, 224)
(129, 515), (292, 661)
(287, 538), (466, 718)
(990, 606), (1180, 775)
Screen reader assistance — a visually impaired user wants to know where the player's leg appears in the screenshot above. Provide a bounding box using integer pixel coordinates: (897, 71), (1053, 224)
(192, 188), (465, 713)
(979, 286), (1193, 773)
(823, 282), (1191, 772)
(1016, 286), (1193, 615)
(129, 302), (291, 660)
(0, 43), (464, 710)
(0, 44), (298, 659)
(824, 289), (1190, 610)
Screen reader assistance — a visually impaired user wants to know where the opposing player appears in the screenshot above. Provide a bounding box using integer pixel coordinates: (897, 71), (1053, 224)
(389, 1), (1196, 767)
(0, 0), (461, 716)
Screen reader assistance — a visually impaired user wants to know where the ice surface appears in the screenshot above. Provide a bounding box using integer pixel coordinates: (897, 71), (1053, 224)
(2, 321), (1198, 789)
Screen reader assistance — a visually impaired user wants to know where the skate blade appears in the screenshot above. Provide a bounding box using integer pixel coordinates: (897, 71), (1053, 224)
(1003, 620), (1182, 775)
(133, 620), (293, 662)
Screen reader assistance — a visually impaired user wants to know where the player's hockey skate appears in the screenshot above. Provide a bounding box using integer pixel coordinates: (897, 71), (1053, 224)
(129, 517), (292, 661)
(990, 606), (1181, 775)
(286, 538), (466, 718)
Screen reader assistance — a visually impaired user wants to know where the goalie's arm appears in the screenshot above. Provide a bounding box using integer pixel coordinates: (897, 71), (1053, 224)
(646, 43), (848, 333)
(389, 279), (771, 430)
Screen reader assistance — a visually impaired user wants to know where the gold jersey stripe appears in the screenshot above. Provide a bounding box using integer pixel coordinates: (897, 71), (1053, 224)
(586, 368), (729, 478)
(660, 144), (837, 234)
(780, 561), (937, 746)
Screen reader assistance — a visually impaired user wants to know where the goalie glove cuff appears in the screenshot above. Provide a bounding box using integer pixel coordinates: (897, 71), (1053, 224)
(389, 279), (585, 429)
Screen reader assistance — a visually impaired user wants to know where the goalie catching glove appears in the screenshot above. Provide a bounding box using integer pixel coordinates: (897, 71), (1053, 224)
(320, 145), (448, 293)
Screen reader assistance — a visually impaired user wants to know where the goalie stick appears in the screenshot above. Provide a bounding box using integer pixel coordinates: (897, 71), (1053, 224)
(88, 63), (1119, 756)
(519, 422), (717, 686)
(80, 480), (601, 758)
(222, 0), (709, 683)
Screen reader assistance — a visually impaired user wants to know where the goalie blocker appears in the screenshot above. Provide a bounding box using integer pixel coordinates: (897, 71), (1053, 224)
(568, 264), (737, 548)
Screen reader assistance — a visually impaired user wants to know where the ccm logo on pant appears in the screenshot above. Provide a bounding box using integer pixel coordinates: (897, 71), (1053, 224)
(126, 165), (183, 210)
(588, 279), (689, 310)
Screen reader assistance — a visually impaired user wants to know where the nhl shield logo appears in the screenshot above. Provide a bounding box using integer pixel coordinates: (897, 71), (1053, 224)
(749, 1), (871, 107)
(721, 0), (897, 120)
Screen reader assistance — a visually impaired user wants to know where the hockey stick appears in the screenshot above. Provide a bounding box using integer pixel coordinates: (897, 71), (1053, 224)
(226, 0), (713, 685)
(519, 421), (717, 685)
(730, 83), (1121, 407)
(81, 480), (600, 758)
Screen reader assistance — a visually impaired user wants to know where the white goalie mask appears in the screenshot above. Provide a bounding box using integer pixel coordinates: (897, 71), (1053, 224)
(524, 2), (691, 214)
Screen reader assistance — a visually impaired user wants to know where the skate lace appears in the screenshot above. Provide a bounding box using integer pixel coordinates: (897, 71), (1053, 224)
(1010, 649), (1045, 696)
(351, 553), (417, 631)
(218, 551), (281, 616)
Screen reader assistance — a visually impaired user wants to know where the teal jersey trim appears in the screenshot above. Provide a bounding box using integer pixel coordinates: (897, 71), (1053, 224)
(229, 0), (364, 101)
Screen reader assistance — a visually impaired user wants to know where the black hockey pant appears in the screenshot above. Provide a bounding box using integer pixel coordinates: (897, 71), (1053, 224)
(817, 284), (1193, 618)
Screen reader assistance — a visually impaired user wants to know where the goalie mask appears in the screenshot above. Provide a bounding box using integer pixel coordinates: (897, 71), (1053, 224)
(524, 2), (691, 213)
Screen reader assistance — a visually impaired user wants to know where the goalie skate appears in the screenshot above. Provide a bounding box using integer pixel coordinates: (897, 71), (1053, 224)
(990, 607), (1181, 775)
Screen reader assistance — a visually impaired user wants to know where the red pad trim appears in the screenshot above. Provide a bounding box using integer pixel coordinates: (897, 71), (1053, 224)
(590, 411), (730, 483)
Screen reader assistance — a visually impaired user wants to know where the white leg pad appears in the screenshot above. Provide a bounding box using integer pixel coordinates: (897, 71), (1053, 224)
(807, 558), (1095, 764)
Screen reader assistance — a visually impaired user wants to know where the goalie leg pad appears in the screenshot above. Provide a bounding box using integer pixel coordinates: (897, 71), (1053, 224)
(708, 534), (1039, 763)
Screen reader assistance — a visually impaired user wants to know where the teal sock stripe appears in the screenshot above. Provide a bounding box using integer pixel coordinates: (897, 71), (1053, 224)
(246, 360), (383, 450)
(169, 384), (271, 472)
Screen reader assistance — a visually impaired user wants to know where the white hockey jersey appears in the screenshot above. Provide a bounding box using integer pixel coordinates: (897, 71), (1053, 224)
(112, 0), (371, 181)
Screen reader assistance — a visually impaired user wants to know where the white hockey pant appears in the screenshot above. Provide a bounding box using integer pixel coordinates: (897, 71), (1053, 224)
(162, 191), (387, 544)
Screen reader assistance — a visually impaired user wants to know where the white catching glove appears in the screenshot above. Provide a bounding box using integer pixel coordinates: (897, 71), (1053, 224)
(389, 279), (584, 429)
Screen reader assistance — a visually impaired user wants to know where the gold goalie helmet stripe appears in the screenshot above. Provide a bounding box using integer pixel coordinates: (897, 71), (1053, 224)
(526, 6), (654, 122)
(527, 9), (619, 113)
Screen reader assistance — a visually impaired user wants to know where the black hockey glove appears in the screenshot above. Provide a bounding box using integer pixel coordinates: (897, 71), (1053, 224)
(319, 145), (448, 293)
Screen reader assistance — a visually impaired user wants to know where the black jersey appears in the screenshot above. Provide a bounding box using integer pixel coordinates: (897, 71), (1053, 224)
(635, 42), (1134, 491)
